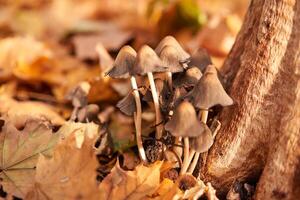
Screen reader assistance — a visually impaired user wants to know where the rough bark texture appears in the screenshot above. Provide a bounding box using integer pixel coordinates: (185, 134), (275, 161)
(202, 0), (300, 199)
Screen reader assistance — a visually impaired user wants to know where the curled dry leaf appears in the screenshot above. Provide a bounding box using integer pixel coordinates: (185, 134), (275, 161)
(25, 133), (100, 200)
(58, 121), (99, 149)
(99, 161), (163, 200)
(0, 118), (59, 198)
(0, 95), (65, 128)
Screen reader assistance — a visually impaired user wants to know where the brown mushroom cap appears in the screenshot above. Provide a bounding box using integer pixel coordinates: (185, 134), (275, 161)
(174, 66), (202, 88)
(158, 45), (186, 73)
(105, 45), (136, 78)
(155, 36), (190, 63)
(189, 65), (233, 109)
(165, 101), (207, 137)
(132, 45), (166, 75)
(116, 91), (136, 116)
(189, 124), (214, 153)
(189, 48), (212, 71)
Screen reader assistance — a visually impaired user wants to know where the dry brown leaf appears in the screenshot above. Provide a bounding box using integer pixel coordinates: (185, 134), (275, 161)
(0, 95), (65, 128)
(25, 133), (100, 200)
(58, 121), (99, 149)
(0, 118), (59, 198)
(99, 161), (163, 200)
(0, 36), (52, 81)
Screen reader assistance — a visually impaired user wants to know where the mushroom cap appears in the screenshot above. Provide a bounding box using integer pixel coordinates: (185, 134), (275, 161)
(189, 48), (212, 71)
(105, 45), (136, 78)
(132, 45), (166, 75)
(165, 101), (207, 137)
(174, 66), (202, 88)
(189, 65), (233, 109)
(155, 36), (190, 63)
(159, 45), (185, 73)
(116, 91), (136, 116)
(189, 123), (214, 153)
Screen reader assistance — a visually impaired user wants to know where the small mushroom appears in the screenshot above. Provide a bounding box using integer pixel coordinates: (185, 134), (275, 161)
(67, 81), (91, 121)
(116, 91), (136, 116)
(189, 48), (212, 71)
(173, 66), (202, 89)
(165, 101), (207, 174)
(187, 124), (213, 174)
(156, 36), (191, 88)
(106, 45), (147, 163)
(158, 45), (187, 88)
(186, 64), (233, 173)
(155, 36), (190, 64)
(133, 45), (167, 139)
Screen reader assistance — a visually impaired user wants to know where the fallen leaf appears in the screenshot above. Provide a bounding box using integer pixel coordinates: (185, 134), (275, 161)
(0, 118), (59, 198)
(25, 131), (100, 200)
(58, 121), (99, 149)
(0, 36), (52, 81)
(99, 161), (163, 200)
(0, 95), (65, 128)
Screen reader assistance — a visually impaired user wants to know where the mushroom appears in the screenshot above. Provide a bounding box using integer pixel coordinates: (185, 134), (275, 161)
(187, 123), (213, 174)
(189, 48), (212, 71)
(133, 45), (167, 139)
(77, 104), (100, 123)
(165, 101), (208, 174)
(106, 45), (147, 163)
(67, 81), (91, 121)
(186, 64), (233, 173)
(116, 91), (136, 116)
(158, 45), (186, 88)
(173, 66), (202, 89)
(155, 36), (191, 89)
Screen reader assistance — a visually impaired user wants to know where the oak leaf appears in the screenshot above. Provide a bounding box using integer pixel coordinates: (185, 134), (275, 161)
(99, 161), (163, 200)
(0, 118), (59, 198)
(25, 133), (100, 200)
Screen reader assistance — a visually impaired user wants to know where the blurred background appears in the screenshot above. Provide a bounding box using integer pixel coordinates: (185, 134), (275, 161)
(0, 0), (249, 142)
(0, 0), (250, 163)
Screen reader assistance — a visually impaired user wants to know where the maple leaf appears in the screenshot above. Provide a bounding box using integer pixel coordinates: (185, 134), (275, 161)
(25, 132), (100, 200)
(0, 118), (59, 198)
(57, 121), (99, 149)
(99, 161), (163, 200)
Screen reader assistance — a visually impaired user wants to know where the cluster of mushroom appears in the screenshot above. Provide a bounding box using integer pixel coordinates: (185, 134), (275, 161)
(106, 36), (233, 174)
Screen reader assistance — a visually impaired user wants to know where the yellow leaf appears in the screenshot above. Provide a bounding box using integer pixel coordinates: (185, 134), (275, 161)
(99, 161), (163, 200)
(25, 133), (100, 200)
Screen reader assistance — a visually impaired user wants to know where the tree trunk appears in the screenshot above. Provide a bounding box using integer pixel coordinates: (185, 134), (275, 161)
(202, 0), (300, 199)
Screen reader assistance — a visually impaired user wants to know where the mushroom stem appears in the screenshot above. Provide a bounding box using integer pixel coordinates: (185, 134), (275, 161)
(147, 72), (163, 139)
(166, 71), (173, 89)
(173, 136), (182, 160)
(180, 137), (190, 174)
(188, 109), (209, 173)
(130, 76), (147, 163)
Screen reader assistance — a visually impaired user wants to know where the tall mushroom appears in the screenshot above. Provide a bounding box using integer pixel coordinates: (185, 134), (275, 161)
(133, 45), (167, 139)
(155, 36), (191, 89)
(106, 45), (147, 163)
(165, 101), (208, 175)
(187, 64), (233, 173)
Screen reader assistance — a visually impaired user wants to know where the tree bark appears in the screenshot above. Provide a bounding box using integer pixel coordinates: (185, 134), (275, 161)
(202, 0), (300, 198)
